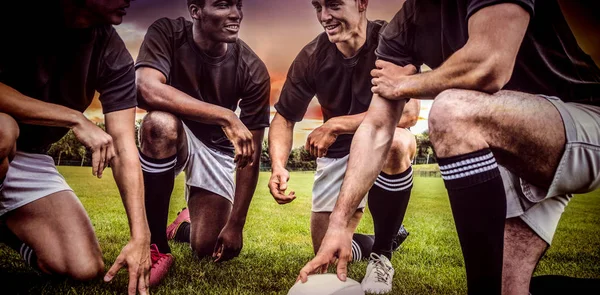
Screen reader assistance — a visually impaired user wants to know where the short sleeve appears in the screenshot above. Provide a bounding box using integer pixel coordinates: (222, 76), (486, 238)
(375, 2), (422, 68)
(466, 0), (535, 20)
(239, 60), (270, 130)
(97, 28), (137, 114)
(135, 18), (174, 80)
(274, 49), (316, 122)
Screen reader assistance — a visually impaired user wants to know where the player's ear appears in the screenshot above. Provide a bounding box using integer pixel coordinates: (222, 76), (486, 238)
(189, 4), (201, 20)
(358, 0), (368, 12)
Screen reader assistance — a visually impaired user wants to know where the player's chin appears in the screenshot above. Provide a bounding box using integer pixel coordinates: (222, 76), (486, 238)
(108, 14), (124, 25)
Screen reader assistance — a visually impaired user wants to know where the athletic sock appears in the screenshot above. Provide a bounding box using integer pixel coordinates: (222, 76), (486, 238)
(351, 233), (374, 261)
(139, 150), (177, 254)
(368, 166), (413, 259)
(438, 148), (506, 295)
(0, 227), (38, 269)
(174, 222), (191, 243)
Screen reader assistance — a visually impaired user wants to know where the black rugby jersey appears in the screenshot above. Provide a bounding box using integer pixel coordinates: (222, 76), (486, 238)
(136, 17), (270, 155)
(376, 0), (600, 105)
(275, 21), (386, 158)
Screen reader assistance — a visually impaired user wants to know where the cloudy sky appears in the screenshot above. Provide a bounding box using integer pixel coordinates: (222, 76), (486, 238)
(84, 0), (600, 147)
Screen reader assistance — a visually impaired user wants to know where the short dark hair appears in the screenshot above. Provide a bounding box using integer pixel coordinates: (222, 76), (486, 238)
(187, 0), (205, 8)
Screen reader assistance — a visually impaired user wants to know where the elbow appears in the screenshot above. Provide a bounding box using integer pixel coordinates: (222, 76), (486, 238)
(136, 78), (160, 110)
(473, 58), (513, 94)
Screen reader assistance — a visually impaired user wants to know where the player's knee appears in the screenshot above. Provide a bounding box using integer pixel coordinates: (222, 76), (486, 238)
(139, 111), (181, 153)
(39, 253), (104, 281)
(0, 114), (19, 159)
(429, 89), (475, 142)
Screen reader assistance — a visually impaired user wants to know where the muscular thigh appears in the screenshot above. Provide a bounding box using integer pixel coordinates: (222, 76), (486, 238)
(469, 90), (565, 188)
(5, 190), (101, 269)
(188, 187), (232, 253)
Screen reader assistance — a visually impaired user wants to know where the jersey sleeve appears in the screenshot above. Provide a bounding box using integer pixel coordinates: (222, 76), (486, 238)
(375, 1), (422, 68)
(135, 18), (174, 80)
(239, 58), (271, 130)
(466, 0), (534, 20)
(97, 28), (137, 114)
(274, 48), (316, 122)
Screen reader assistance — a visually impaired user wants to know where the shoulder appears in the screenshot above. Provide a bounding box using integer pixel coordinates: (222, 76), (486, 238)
(148, 17), (189, 35)
(235, 39), (270, 83)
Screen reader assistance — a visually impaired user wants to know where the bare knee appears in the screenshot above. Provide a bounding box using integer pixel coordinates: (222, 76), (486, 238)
(0, 113), (19, 160)
(39, 252), (104, 281)
(429, 89), (488, 157)
(384, 129), (416, 173)
(139, 111), (182, 158)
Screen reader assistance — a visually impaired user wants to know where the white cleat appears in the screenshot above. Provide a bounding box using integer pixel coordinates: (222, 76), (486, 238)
(361, 253), (395, 294)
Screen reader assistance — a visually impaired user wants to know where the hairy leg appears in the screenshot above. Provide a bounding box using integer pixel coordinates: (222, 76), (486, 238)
(503, 218), (547, 295)
(5, 191), (104, 281)
(429, 89), (565, 188)
(187, 187), (232, 258)
(381, 127), (416, 175)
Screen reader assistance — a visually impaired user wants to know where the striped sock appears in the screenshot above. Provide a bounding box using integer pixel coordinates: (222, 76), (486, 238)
(351, 233), (374, 261)
(139, 150), (177, 254)
(19, 243), (38, 267)
(438, 148), (506, 295)
(368, 167), (413, 259)
(0, 226), (39, 269)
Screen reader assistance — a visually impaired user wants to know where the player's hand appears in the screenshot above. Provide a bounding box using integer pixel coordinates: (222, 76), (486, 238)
(104, 239), (151, 295)
(371, 60), (418, 100)
(213, 223), (243, 263)
(222, 117), (254, 169)
(305, 124), (337, 158)
(268, 168), (296, 204)
(72, 117), (115, 179)
(297, 226), (354, 283)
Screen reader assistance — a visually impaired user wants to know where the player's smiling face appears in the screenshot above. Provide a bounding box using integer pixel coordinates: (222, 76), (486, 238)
(197, 0), (244, 43)
(312, 0), (361, 44)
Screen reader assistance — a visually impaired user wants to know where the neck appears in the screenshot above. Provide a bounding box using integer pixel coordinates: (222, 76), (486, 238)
(335, 17), (368, 58)
(193, 25), (228, 57)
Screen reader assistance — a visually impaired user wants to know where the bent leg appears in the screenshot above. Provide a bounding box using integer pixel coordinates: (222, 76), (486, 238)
(310, 211), (363, 255)
(369, 128), (416, 259)
(188, 187), (232, 258)
(139, 111), (187, 254)
(503, 218), (547, 295)
(5, 191), (104, 281)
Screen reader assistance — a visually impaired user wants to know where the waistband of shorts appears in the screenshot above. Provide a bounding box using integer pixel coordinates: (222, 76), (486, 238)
(538, 95), (576, 143)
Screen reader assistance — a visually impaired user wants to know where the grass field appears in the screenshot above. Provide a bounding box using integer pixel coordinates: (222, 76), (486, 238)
(1, 167), (599, 294)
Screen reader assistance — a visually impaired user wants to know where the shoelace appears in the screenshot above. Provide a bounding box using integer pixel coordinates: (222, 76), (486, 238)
(371, 257), (392, 283)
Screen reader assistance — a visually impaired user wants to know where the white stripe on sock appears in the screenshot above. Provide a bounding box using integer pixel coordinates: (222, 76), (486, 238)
(441, 163), (498, 180)
(440, 158), (496, 176)
(138, 152), (177, 169)
(140, 162), (175, 174)
(351, 240), (362, 260)
(373, 179), (413, 192)
(439, 153), (493, 172)
(375, 170), (413, 184)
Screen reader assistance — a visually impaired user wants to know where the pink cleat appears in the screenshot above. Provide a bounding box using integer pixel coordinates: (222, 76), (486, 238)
(149, 244), (174, 287)
(166, 208), (190, 241)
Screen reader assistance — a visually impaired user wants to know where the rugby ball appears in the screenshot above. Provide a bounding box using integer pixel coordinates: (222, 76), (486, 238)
(288, 273), (364, 295)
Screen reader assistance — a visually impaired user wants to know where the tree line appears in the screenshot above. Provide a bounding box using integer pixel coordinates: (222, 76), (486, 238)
(48, 122), (435, 169)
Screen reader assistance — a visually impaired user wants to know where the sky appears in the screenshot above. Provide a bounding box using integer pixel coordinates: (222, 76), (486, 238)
(84, 0), (600, 148)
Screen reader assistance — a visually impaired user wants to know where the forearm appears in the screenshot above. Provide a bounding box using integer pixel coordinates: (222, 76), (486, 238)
(229, 130), (264, 227)
(268, 114), (294, 170)
(0, 82), (86, 127)
(325, 113), (366, 135)
(107, 111), (150, 241)
(330, 96), (406, 227)
(138, 80), (235, 126)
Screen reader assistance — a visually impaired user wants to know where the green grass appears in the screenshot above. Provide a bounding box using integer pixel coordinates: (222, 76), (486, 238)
(1, 167), (599, 294)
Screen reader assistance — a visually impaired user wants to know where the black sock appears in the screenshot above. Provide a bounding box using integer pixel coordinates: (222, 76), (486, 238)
(0, 226), (39, 269)
(438, 149), (506, 295)
(139, 150), (177, 254)
(174, 222), (191, 243)
(351, 233), (374, 261)
(368, 166), (413, 260)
